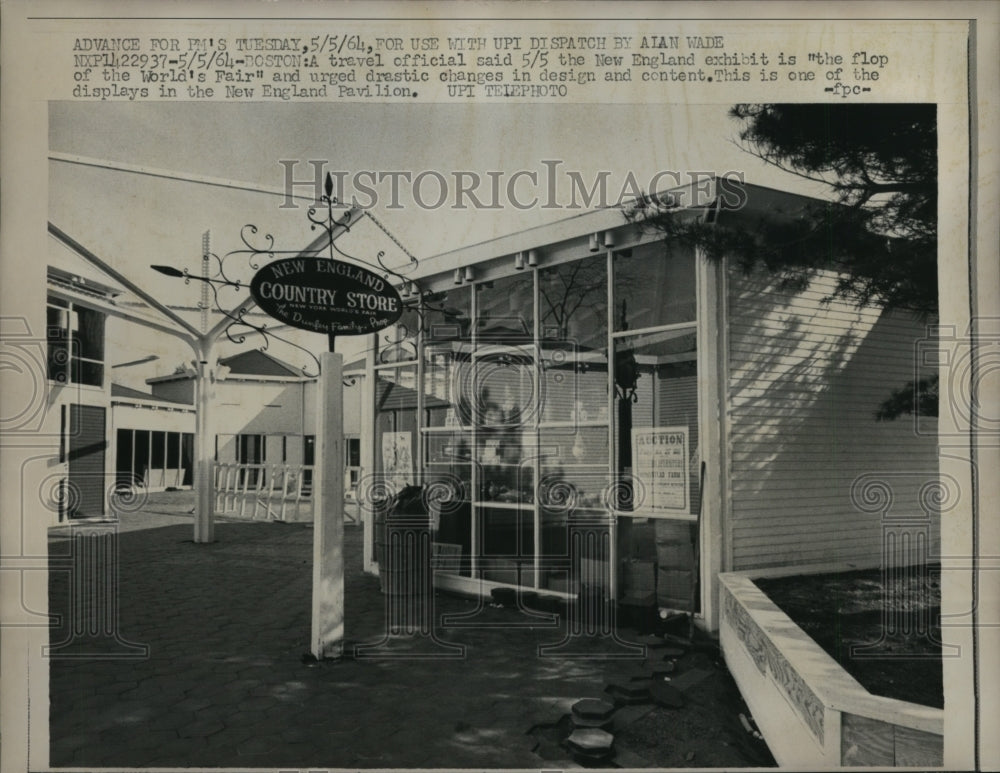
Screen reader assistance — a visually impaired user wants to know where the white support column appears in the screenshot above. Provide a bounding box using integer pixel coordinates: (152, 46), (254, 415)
(311, 351), (345, 659)
(697, 250), (727, 631)
(361, 336), (377, 574)
(193, 341), (216, 543)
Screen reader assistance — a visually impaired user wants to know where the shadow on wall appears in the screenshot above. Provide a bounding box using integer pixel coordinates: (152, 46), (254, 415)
(725, 266), (940, 571)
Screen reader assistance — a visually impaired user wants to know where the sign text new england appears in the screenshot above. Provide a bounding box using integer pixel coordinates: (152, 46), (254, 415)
(250, 257), (403, 335)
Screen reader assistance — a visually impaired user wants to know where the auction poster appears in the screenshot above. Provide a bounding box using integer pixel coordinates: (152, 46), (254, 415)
(632, 426), (690, 515)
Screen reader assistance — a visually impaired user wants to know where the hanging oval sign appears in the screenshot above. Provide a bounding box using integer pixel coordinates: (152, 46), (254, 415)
(250, 257), (403, 336)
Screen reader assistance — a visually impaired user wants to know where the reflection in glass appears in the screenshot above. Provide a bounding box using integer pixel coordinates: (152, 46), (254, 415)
(541, 341), (608, 425)
(423, 342), (468, 428)
(375, 366), (419, 492)
(476, 431), (534, 504)
(423, 286), (472, 340)
(540, 255), (607, 348)
(539, 255), (609, 424)
(475, 273), (534, 343)
(480, 506), (536, 587)
(470, 347), (536, 428)
(423, 432), (472, 502)
(613, 242), (696, 331)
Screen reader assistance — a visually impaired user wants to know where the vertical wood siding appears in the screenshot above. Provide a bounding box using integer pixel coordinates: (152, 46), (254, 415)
(727, 267), (939, 570)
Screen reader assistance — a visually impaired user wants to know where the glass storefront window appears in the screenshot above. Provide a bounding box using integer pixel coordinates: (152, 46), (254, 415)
(479, 505), (536, 588)
(476, 429), (535, 504)
(469, 348), (536, 428)
(539, 255), (607, 347)
(424, 431), (472, 502)
(613, 242), (696, 331)
(423, 287), (472, 340)
(423, 341), (470, 428)
(475, 273), (534, 343)
(423, 286), (473, 428)
(539, 256), (609, 425)
(540, 342), (608, 425)
(397, 243), (701, 601)
(538, 426), (610, 510)
(612, 327), (700, 518)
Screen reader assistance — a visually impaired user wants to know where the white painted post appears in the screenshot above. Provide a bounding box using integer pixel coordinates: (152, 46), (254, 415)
(193, 343), (216, 543)
(311, 351), (345, 659)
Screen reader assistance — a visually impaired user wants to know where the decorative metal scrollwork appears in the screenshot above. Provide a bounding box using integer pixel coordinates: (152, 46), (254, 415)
(166, 171), (451, 382)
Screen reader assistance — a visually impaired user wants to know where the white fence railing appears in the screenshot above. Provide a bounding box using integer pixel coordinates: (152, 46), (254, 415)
(214, 462), (312, 522)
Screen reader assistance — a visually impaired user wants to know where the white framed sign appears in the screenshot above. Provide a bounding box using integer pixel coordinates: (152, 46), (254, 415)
(632, 426), (690, 515)
(381, 431), (413, 490)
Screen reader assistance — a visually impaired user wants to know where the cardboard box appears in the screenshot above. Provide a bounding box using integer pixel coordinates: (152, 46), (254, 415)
(653, 520), (693, 544)
(655, 541), (695, 570)
(622, 559), (656, 594)
(657, 568), (695, 609)
(630, 522), (658, 559)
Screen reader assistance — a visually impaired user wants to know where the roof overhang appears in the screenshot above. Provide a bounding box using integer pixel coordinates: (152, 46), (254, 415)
(385, 179), (828, 296)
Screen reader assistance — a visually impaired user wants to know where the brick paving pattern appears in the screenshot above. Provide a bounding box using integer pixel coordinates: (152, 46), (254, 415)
(48, 503), (774, 768)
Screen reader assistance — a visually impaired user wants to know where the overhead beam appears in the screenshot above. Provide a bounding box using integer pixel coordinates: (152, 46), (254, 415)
(46, 285), (198, 349)
(49, 223), (203, 342)
(49, 152), (320, 203)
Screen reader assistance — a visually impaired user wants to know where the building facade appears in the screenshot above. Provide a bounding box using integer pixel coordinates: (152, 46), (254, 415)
(357, 180), (939, 630)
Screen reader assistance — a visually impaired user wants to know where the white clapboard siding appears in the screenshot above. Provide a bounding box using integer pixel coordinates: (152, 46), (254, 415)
(726, 266), (939, 571)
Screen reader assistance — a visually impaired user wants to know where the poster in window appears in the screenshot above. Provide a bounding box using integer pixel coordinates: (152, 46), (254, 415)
(632, 426), (690, 515)
(381, 431), (413, 491)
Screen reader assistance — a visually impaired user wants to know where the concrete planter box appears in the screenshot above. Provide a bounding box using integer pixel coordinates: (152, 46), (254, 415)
(719, 568), (943, 768)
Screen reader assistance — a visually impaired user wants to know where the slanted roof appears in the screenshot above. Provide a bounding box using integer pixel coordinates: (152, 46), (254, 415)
(111, 382), (193, 406)
(218, 349), (306, 378)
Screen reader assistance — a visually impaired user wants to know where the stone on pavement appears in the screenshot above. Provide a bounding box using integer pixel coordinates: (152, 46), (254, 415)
(572, 697), (616, 720)
(650, 680), (685, 708)
(565, 727), (615, 756)
(605, 680), (652, 705)
(670, 666), (714, 692)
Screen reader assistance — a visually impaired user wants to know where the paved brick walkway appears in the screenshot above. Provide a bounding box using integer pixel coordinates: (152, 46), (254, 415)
(48, 505), (773, 768)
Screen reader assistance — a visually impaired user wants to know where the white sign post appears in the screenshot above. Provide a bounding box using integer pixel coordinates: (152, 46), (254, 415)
(311, 351), (345, 659)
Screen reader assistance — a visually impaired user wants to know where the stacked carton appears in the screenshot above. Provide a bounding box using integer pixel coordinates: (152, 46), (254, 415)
(654, 520), (696, 610)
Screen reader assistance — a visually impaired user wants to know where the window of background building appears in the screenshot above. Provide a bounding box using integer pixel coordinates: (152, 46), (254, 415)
(237, 433), (265, 486)
(345, 436), (361, 492)
(115, 428), (194, 491)
(47, 296), (105, 386)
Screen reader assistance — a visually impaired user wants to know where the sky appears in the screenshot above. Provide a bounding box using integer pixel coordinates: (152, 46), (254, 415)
(48, 101), (829, 386)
